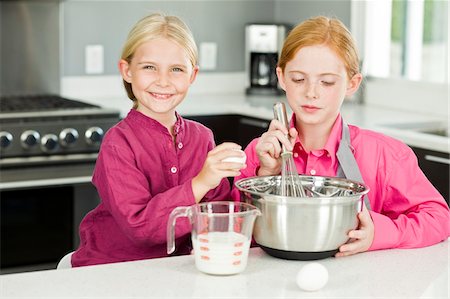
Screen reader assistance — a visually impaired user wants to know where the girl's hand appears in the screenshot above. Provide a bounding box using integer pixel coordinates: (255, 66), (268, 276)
(192, 142), (246, 202)
(336, 205), (374, 257)
(255, 119), (298, 176)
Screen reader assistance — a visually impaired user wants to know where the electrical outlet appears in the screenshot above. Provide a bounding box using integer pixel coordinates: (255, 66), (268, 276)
(85, 45), (104, 74)
(199, 42), (217, 70)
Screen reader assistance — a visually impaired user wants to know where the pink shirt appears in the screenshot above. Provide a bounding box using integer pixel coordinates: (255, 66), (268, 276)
(72, 109), (231, 267)
(233, 114), (450, 250)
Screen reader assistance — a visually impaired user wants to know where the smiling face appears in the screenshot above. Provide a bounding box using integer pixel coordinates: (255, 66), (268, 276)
(119, 37), (198, 125)
(277, 44), (361, 129)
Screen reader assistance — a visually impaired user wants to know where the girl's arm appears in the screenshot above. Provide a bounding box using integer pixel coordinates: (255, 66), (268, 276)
(191, 142), (246, 202)
(92, 142), (234, 248)
(369, 148), (450, 250)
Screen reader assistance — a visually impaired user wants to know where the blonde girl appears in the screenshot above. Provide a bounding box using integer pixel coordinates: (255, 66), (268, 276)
(72, 13), (246, 267)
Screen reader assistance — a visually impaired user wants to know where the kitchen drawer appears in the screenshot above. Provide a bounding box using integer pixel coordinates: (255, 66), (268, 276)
(410, 146), (449, 206)
(185, 114), (269, 148)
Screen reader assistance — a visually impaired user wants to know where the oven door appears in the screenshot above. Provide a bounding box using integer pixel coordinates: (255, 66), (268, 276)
(0, 157), (100, 273)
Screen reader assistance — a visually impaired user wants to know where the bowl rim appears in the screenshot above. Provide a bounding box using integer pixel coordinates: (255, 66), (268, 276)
(234, 175), (370, 203)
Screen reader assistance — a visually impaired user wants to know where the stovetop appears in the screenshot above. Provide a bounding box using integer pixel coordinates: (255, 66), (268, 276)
(0, 94), (121, 163)
(0, 95), (99, 113)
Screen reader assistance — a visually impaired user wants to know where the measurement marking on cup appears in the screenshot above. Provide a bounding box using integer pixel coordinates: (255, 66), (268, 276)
(168, 202), (259, 275)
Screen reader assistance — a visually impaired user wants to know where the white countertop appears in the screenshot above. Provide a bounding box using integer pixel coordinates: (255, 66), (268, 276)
(84, 93), (449, 153)
(1, 239), (448, 298)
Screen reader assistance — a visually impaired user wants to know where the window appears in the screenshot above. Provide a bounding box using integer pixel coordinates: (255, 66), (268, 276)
(352, 0), (448, 83)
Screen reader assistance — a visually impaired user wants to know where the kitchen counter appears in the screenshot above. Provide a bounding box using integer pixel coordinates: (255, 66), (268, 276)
(82, 93), (449, 153)
(1, 239), (448, 298)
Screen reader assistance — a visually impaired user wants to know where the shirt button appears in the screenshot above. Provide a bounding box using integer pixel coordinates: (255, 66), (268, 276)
(293, 152), (299, 158)
(170, 166), (177, 174)
(178, 142), (183, 149)
(310, 169), (316, 175)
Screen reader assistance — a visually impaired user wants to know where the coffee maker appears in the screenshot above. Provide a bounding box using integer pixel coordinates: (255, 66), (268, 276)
(245, 24), (288, 95)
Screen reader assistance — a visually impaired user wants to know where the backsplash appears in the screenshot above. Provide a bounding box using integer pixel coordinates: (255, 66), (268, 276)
(365, 77), (448, 118)
(62, 0), (350, 77)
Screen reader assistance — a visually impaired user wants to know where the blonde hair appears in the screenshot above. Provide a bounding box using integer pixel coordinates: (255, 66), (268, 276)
(120, 13), (198, 108)
(278, 16), (359, 79)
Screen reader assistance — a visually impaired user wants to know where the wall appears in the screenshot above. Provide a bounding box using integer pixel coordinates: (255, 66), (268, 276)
(62, 0), (351, 77)
(63, 0), (273, 76)
(274, 0), (351, 27)
(1, 1), (60, 95)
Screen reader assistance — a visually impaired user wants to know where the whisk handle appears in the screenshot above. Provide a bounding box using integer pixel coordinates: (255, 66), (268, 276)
(273, 102), (291, 154)
(273, 102), (290, 130)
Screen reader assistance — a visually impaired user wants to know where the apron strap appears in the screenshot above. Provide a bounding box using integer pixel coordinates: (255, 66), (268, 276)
(336, 121), (371, 210)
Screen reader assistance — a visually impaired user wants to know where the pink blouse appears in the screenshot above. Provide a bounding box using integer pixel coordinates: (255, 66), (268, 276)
(72, 109), (231, 267)
(232, 114), (449, 251)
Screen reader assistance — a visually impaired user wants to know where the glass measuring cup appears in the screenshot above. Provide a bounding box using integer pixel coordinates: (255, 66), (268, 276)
(167, 201), (261, 275)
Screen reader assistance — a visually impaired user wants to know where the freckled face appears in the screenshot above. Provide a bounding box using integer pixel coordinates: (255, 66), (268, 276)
(277, 45), (357, 128)
(119, 38), (198, 122)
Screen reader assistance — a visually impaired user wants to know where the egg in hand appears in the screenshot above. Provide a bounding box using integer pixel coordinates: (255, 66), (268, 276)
(222, 150), (247, 164)
(296, 262), (329, 291)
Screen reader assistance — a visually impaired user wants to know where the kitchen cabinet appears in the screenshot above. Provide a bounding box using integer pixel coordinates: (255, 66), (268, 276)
(237, 116), (270, 148)
(185, 114), (270, 149)
(185, 114), (239, 145)
(410, 146), (449, 205)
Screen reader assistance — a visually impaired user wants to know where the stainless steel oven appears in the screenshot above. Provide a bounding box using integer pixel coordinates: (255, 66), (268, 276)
(0, 95), (120, 273)
(0, 1), (121, 273)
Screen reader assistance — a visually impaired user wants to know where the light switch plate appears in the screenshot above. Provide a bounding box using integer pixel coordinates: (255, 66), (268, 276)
(199, 42), (217, 70)
(85, 45), (104, 74)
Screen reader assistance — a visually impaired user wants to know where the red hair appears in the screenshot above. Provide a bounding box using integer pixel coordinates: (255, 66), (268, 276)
(278, 16), (360, 79)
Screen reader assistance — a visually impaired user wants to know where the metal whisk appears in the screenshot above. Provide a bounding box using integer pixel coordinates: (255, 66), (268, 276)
(273, 102), (306, 197)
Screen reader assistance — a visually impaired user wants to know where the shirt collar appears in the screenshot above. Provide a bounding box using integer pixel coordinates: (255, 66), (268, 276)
(173, 111), (185, 136)
(290, 113), (343, 164)
(127, 109), (163, 131)
(127, 109), (185, 136)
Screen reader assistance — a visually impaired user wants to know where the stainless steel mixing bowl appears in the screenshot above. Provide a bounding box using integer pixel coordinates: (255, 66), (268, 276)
(235, 175), (370, 260)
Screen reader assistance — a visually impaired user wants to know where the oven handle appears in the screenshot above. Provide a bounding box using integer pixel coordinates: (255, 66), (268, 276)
(0, 176), (92, 190)
(0, 153), (98, 168)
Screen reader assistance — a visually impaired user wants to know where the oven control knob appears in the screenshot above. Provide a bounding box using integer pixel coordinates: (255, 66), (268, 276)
(21, 130), (40, 149)
(59, 128), (79, 147)
(41, 134), (59, 152)
(85, 127), (104, 145)
(0, 131), (13, 149)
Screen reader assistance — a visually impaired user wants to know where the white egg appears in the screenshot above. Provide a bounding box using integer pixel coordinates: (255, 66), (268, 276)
(296, 262), (329, 292)
(222, 151), (247, 164)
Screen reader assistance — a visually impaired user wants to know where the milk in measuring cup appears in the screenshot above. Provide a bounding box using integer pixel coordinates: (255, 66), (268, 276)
(192, 231), (251, 275)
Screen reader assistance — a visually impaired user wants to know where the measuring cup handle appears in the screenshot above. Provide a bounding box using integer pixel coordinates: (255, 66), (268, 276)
(167, 206), (191, 255)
